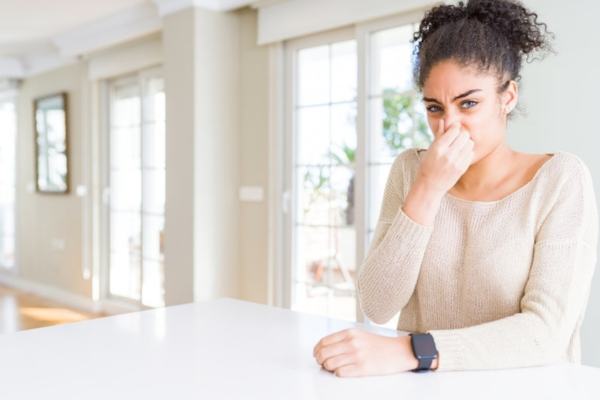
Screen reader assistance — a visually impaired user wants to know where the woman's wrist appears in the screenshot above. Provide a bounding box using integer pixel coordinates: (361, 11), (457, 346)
(400, 335), (440, 371)
(402, 179), (445, 227)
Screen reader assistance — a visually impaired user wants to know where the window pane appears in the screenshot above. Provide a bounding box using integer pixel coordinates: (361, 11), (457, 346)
(110, 251), (141, 300)
(112, 84), (141, 127)
(296, 166), (331, 226)
(110, 127), (141, 169)
(111, 169), (142, 212)
(142, 215), (164, 261)
(0, 100), (16, 270)
(331, 103), (357, 158)
(143, 122), (165, 169)
(142, 259), (165, 308)
(331, 40), (357, 103)
(297, 106), (330, 165)
(292, 39), (357, 322)
(298, 45), (330, 106)
(143, 169), (165, 215)
(371, 25), (415, 95)
(294, 283), (356, 322)
(369, 94), (432, 163)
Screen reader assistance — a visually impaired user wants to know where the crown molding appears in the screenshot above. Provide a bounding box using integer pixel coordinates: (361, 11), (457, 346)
(0, 57), (24, 79)
(23, 53), (79, 78)
(53, 3), (162, 57)
(152, 0), (266, 16)
(250, 0), (284, 9)
(153, 0), (217, 16)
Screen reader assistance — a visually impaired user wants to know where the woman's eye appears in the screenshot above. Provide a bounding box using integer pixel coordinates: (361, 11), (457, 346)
(461, 100), (478, 108)
(426, 106), (441, 112)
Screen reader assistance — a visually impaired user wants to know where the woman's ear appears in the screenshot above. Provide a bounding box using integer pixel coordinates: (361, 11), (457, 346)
(503, 80), (518, 114)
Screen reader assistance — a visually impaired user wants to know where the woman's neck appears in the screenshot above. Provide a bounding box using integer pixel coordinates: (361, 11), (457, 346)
(453, 141), (518, 193)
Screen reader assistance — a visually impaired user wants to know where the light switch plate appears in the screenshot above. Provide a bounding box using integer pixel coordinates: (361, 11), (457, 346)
(239, 186), (264, 202)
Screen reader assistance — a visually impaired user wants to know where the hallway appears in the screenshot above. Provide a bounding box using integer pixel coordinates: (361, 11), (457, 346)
(0, 285), (105, 335)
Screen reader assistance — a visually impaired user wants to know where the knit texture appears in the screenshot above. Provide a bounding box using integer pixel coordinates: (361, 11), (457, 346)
(356, 148), (598, 371)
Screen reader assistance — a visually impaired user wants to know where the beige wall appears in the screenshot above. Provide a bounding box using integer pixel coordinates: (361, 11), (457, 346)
(163, 7), (245, 305)
(163, 8), (196, 306)
(7, 7), (268, 310)
(16, 63), (92, 298)
(238, 8), (271, 305)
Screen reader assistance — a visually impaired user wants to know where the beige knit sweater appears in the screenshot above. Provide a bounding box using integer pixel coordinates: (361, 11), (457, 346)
(357, 148), (598, 372)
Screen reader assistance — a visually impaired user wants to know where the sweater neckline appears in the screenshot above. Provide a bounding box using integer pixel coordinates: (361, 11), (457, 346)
(438, 151), (564, 206)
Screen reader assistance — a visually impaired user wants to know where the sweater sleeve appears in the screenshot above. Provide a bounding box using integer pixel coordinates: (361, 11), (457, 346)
(427, 157), (599, 371)
(356, 149), (434, 324)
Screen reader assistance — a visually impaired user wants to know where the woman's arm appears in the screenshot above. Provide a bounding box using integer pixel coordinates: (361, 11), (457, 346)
(357, 121), (474, 324)
(428, 157), (598, 371)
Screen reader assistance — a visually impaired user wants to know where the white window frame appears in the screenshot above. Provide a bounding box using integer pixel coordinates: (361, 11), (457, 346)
(101, 67), (164, 310)
(278, 9), (428, 323)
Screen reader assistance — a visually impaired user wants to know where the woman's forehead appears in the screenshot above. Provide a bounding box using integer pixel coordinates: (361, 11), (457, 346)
(422, 62), (497, 96)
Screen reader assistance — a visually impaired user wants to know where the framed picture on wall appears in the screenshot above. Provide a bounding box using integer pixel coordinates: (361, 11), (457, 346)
(34, 92), (69, 194)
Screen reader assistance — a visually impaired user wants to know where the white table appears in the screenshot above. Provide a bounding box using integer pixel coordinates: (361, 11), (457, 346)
(0, 298), (599, 399)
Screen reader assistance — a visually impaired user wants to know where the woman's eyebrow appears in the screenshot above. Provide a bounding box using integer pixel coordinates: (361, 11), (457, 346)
(422, 89), (482, 104)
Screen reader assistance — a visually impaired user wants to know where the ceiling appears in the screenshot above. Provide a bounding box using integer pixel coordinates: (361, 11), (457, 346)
(0, 0), (268, 78)
(0, 0), (149, 58)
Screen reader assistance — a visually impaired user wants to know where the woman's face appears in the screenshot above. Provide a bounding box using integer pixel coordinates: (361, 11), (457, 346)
(421, 60), (517, 164)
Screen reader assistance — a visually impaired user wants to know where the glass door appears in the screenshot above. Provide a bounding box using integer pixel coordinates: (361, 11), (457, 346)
(106, 70), (165, 308)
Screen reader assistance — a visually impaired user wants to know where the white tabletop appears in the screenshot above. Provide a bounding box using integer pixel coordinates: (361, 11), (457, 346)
(0, 298), (599, 399)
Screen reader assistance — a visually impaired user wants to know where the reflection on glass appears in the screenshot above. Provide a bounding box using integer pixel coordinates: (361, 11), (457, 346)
(35, 93), (68, 193)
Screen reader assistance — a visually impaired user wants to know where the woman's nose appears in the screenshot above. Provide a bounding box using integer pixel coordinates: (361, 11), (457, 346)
(443, 110), (461, 129)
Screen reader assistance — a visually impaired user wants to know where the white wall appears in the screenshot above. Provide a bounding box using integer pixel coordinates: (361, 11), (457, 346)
(506, 0), (600, 368)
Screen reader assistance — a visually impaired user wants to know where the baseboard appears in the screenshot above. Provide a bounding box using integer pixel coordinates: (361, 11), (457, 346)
(0, 273), (144, 317)
(0, 273), (103, 314)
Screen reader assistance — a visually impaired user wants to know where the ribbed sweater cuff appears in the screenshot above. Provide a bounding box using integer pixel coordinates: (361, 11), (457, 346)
(426, 329), (468, 372)
(391, 207), (434, 245)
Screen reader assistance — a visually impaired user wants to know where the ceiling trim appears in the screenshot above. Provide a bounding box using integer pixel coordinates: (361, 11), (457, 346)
(53, 3), (162, 57)
(152, 0), (267, 16)
(0, 58), (24, 79)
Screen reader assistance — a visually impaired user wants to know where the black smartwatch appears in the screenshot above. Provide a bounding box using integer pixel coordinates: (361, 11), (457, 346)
(409, 333), (438, 372)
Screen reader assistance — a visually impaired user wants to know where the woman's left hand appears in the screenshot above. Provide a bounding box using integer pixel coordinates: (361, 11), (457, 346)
(312, 329), (420, 377)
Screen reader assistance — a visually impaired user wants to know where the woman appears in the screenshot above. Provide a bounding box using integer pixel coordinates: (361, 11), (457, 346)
(313, 0), (598, 376)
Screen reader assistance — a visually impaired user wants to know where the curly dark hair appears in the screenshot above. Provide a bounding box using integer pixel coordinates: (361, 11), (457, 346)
(412, 0), (554, 97)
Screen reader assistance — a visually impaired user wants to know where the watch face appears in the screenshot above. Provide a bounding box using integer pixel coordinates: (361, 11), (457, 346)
(412, 334), (437, 358)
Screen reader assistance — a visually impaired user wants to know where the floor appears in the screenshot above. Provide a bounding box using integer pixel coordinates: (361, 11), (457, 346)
(0, 284), (105, 335)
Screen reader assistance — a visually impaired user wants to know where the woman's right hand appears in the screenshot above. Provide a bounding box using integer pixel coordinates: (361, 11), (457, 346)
(416, 119), (475, 196)
(400, 119), (474, 227)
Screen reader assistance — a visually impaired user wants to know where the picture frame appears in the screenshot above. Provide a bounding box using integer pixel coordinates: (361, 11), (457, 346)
(34, 92), (69, 194)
